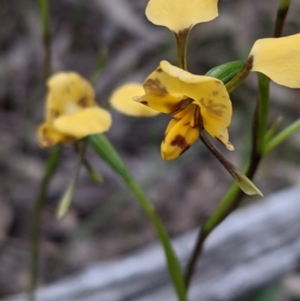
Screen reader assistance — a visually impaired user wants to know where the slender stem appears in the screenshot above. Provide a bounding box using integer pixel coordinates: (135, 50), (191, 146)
(264, 118), (300, 155)
(28, 145), (61, 301)
(200, 133), (236, 175)
(88, 134), (187, 301)
(175, 29), (189, 70)
(184, 0), (292, 288)
(274, 0), (291, 37)
(256, 74), (270, 152)
(184, 141), (259, 288)
(38, 0), (51, 79)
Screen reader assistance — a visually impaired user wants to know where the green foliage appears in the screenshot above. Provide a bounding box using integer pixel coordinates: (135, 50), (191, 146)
(89, 134), (187, 301)
(205, 61), (244, 84)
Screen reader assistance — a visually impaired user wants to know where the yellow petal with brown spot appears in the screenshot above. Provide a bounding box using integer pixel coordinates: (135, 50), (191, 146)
(53, 107), (112, 139)
(250, 34), (300, 88)
(46, 72), (96, 121)
(201, 107), (234, 150)
(141, 60), (232, 123)
(161, 105), (200, 160)
(146, 0), (218, 33)
(161, 60), (232, 132)
(110, 83), (159, 117)
(136, 65), (189, 113)
(38, 122), (73, 147)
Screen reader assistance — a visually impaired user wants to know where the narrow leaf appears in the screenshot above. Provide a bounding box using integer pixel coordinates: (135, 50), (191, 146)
(88, 134), (187, 301)
(57, 142), (86, 218)
(231, 169), (263, 196)
(263, 118), (300, 155)
(57, 175), (77, 219)
(201, 134), (262, 196)
(83, 158), (103, 183)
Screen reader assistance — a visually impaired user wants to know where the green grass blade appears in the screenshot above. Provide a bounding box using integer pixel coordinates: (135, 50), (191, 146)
(88, 134), (187, 301)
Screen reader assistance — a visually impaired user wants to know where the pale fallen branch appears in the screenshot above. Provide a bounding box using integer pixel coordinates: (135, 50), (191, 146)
(4, 186), (300, 301)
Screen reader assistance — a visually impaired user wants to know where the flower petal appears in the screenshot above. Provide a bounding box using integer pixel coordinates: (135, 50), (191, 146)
(250, 34), (300, 88)
(136, 65), (189, 113)
(140, 60), (232, 124)
(53, 107), (112, 139)
(110, 83), (159, 117)
(161, 105), (200, 160)
(145, 0), (218, 33)
(137, 61), (214, 113)
(201, 108), (234, 150)
(46, 72), (96, 121)
(38, 122), (73, 147)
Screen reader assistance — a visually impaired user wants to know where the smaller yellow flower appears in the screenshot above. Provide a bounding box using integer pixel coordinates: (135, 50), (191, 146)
(135, 60), (234, 160)
(109, 83), (159, 117)
(146, 0), (218, 33)
(38, 72), (112, 147)
(249, 33), (300, 88)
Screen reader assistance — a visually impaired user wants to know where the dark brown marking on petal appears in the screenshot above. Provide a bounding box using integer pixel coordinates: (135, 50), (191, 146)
(204, 103), (227, 117)
(156, 67), (163, 72)
(175, 27), (190, 39)
(144, 78), (168, 94)
(172, 97), (194, 115)
(191, 107), (200, 128)
(141, 100), (148, 105)
(78, 97), (90, 107)
(171, 134), (189, 150)
(50, 109), (60, 118)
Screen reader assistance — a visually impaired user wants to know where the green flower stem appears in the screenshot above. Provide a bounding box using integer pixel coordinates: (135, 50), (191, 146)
(89, 134), (187, 301)
(263, 119), (300, 155)
(175, 29), (189, 70)
(184, 150), (260, 288)
(126, 179), (187, 301)
(256, 73), (270, 153)
(38, 0), (51, 79)
(274, 0), (292, 37)
(225, 56), (253, 93)
(200, 133), (261, 196)
(28, 145), (61, 301)
(185, 57), (269, 291)
(184, 0), (291, 283)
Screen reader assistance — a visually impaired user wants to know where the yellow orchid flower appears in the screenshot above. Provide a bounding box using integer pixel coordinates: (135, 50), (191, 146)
(109, 83), (159, 117)
(38, 72), (112, 147)
(249, 34), (300, 88)
(135, 60), (234, 160)
(146, 0), (218, 33)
